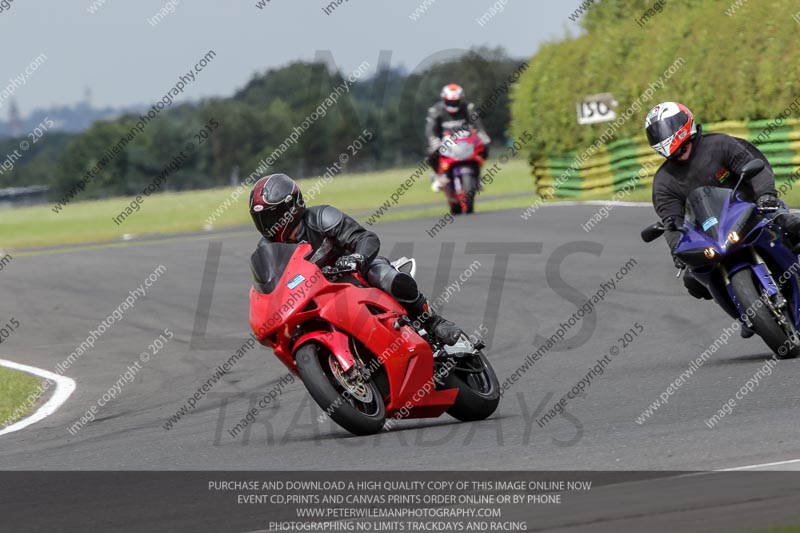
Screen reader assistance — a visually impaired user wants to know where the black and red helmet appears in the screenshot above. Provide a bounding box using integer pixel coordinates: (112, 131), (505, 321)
(249, 173), (305, 242)
(645, 102), (698, 158)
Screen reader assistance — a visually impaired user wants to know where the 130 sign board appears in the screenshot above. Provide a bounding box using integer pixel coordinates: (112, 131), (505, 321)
(576, 93), (618, 125)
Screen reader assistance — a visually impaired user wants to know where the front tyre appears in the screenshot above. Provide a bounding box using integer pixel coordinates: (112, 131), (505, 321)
(444, 175), (463, 215)
(441, 351), (500, 421)
(730, 269), (800, 359)
(294, 342), (386, 435)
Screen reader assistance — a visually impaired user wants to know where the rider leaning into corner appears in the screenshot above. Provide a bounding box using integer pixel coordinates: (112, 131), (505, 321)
(425, 83), (491, 191)
(646, 101), (800, 337)
(249, 173), (466, 347)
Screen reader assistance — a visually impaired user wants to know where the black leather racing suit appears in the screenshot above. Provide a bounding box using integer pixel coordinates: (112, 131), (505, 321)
(272, 204), (460, 340)
(652, 131), (800, 301)
(425, 101), (491, 169)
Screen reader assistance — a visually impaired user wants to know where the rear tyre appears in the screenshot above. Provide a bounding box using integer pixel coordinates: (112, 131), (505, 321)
(462, 171), (476, 214)
(294, 342), (386, 435)
(442, 351), (501, 421)
(730, 269), (800, 359)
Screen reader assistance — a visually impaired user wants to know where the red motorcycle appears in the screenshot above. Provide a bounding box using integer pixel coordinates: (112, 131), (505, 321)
(437, 129), (486, 215)
(249, 242), (500, 436)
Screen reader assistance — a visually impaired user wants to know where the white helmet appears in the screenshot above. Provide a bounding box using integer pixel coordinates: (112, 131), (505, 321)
(441, 83), (465, 114)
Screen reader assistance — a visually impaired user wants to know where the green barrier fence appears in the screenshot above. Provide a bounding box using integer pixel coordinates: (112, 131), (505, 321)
(533, 118), (800, 198)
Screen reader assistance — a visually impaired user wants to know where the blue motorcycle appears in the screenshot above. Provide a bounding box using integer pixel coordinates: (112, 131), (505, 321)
(642, 160), (800, 359)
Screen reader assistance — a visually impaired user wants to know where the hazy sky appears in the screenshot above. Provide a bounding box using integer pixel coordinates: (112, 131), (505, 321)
(1, 1), (582, 116)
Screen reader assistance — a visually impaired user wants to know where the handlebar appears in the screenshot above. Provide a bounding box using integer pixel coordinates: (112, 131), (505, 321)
(321, 265), (357, 278)
(757, 206), (780, 215)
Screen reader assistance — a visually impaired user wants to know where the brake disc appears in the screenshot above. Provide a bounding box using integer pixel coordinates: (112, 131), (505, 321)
(329, 355), (373, 403)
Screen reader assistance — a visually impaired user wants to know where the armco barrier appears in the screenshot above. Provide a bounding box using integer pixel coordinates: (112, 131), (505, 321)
(533, 118), (800, 198)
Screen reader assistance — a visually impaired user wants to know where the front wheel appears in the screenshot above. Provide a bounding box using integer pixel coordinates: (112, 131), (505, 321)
(294, 342), (386, 435)
(461, 170), (477, 214)
(730, 269), (800, 359)
(441, 351), (501, 421)
(444, 175), (463, 215)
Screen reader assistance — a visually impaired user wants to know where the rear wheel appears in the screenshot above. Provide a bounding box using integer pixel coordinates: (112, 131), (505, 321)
(441, 351), (500, 421)
(462, 170), (477, 214)
(730, 269), (800, 359)
(294, 342), (386, 435)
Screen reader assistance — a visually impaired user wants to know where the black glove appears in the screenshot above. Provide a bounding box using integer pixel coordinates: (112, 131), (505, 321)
(757, 193), (781, 213)
(672, 254), (686, 270)
(335, 253), (365, 272)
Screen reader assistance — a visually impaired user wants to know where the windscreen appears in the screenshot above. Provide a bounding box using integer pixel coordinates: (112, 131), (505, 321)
(447, 142), (475, 160)
(685, 186), (731, 241)
(250, 242), (300, 294)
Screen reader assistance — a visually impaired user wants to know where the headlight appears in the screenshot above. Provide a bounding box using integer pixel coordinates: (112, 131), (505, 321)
(704, 247), (716, 259)
(727, 231), (740, 244)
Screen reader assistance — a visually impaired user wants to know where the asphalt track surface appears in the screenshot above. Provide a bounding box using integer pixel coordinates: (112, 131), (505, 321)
(3, 203), (800, 470)
(2, 204), (800, 530)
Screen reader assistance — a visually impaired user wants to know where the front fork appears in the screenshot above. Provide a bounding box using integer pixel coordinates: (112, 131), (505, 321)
(725, 249), (790, 328)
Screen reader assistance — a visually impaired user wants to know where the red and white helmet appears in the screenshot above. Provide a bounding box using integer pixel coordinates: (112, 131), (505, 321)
(441, 83), (465, 114)
(645, 102), (698, 158)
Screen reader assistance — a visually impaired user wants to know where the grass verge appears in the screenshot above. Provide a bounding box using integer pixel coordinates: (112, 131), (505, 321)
(6, 156), (799, 250)
(0, 366), (41, 428)
(745, 525), (800, 533)
(0, 158), (534, 249)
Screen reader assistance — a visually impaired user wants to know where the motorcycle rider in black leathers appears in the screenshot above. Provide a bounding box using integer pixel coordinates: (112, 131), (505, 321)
(425, 83), (491, 191)
(647, 101), (800, 337)
(249, 173), (465, 346)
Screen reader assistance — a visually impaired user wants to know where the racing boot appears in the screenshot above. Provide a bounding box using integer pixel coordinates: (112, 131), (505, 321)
(740, 321), (755, 339)
(406, 294), (463, 346)
(431, 173), (446, 192)
(424, 314), (464, 346)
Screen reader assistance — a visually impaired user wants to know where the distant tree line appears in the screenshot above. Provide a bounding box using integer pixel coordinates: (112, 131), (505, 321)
(0, 47), (526, 200)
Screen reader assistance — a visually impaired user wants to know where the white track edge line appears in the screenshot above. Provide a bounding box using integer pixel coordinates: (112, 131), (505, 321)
(537, 200), (800, 214)
(539, 200), (652, 207)
(0, 358), (76, 437)
(717, 458), (800, 471)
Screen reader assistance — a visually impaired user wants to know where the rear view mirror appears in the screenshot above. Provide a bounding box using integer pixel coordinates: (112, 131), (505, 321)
(740, 159), (765, 181)
(641, 222), (665, 243)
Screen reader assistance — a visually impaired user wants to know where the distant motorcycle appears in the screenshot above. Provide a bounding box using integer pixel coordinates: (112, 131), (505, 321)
(437, 129), (486, 215)
(642, 159), (800, 359)
(249, 241), (501, 436)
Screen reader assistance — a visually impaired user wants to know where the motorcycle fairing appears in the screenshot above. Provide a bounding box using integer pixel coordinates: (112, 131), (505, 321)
(249, 242), (459, 419)
(676, 187), (800, 328)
